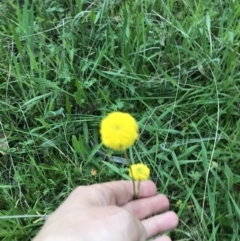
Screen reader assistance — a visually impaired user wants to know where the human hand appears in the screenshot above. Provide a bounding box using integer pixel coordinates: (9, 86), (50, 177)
(33, 180), (178, 241)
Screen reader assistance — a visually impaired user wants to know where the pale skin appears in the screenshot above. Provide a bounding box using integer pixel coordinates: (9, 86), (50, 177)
(33, 180), (179, 241)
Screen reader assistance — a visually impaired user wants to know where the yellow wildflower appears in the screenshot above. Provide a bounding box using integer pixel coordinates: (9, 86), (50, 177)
(129, 163), (150, 181)
(100, 112), (138, 151)
(90, 169), (97, 176)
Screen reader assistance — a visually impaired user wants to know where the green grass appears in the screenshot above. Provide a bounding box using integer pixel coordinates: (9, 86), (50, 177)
(0, 0), (240, 240)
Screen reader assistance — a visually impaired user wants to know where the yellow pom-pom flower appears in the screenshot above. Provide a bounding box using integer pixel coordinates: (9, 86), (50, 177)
(100, 111), (138, 151)
(129, 163), (150, 181)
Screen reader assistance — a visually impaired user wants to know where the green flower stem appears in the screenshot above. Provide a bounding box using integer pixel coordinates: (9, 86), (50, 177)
(136, 180), (141, 198)
(124, 150), (137, 199)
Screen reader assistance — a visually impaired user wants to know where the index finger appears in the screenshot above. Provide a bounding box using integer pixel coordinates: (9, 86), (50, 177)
(101, 180), (157, 206)
(73, 180), (157, 207)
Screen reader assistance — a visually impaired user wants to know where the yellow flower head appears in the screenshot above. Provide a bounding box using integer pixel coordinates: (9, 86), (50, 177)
(129, 163), (150, 181)
(100, 111), (138, 151)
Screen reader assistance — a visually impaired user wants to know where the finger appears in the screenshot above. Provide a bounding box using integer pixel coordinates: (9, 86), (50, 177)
(142, 211), (179, 239)
(95, 180), (157, 206)
(154, 235), (172, 241)
(123, 194), (169, 219)
(71, 180), (157, 207)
